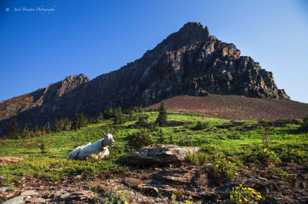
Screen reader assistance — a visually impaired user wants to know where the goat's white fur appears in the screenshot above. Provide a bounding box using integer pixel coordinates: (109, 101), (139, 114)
(68, 133), (114, 160)
(90, 147), (110, 160)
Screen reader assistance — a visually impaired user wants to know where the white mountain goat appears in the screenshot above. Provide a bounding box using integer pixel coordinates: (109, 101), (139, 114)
(68, 133), (115, 160)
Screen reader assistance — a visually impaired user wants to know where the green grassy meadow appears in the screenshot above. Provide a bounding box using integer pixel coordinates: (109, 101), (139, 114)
(1, 112), (307, 186)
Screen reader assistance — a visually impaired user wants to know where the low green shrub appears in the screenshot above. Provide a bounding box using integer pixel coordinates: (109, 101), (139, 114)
(155, 129), (165, 144)
(137, 114), (149, 125)
(226, 133), (241, 140)
(244, 146), (281, 165)
(200, 145), (219, 155)
(278, 146), (305, 163)
(102, 191), (128, 204)
(63, 164), (96, 177)
(230, 184), (263, 204)
(299, 117), (308, 132)
(191, 121), (208, 130)
(127, 129), (153, 150)
(132, 114), (154, 129)
(185, 152), (208, 165)
(178, 134), (193, 146)
(206, 155), (237, 183)
(267, 166), (289, 180)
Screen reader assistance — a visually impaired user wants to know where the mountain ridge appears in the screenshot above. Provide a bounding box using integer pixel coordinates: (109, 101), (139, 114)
(0, 22), (300, 135)
(0, 74), (89, 121)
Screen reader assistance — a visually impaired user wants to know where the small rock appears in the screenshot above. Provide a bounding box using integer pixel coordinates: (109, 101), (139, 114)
(20, 190), (39, 196)
(60, 192), (71, 200)
(139, 185), (159, 197)
(24, 197), (46, 203)
(3, 196), (25, 204)
(123, 178), (144, 188)
(0, 187), (9, 193)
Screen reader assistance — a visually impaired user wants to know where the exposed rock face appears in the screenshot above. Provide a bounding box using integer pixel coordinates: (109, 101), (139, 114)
(0, 22), (289, 134)
(0, 74), (89, 121)
(74, 23), (287, 110)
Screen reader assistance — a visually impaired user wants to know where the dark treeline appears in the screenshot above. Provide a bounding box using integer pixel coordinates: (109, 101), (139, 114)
(2, 106), (144, 138)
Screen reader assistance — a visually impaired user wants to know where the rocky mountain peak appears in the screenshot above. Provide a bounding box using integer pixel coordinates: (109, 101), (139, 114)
(0, 22), (291, 135)
(57, 74), (89, 97)
(63, 74), (89, 83)
(147, 22), (210, 56)
(178, 22), (209, 36)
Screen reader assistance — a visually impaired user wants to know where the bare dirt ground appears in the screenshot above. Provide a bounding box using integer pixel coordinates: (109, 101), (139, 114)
(149, 95), (308, 121)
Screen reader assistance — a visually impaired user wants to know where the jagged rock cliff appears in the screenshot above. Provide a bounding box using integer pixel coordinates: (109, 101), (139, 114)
(0, 22), (290, 134)
(65, 22), (287, 112)
(0, 74), (89, 121)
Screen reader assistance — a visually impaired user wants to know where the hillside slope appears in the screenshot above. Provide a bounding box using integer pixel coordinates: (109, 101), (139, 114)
(149, 95), (308, 121)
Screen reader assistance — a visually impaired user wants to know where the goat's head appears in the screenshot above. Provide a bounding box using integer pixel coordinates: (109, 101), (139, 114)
(103, 133), (115, 146)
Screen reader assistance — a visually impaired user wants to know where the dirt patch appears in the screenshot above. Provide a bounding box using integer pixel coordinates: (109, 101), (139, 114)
(0, 156), (23, 165)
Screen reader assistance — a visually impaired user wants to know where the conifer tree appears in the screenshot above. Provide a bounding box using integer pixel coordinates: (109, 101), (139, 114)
(155, 103), (167, 126)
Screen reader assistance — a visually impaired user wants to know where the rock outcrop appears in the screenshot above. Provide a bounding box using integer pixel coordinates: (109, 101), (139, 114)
(0, 22), (290, 135)
(120, 144), (200, 166)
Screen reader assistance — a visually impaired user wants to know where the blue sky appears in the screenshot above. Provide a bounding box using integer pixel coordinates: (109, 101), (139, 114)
(0, 0), (307, 102)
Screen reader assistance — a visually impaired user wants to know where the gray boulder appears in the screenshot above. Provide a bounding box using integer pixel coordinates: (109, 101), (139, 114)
(121, 144), (199, 166)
